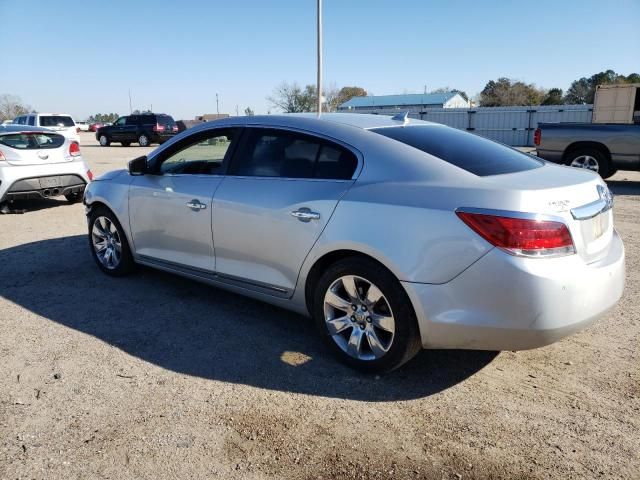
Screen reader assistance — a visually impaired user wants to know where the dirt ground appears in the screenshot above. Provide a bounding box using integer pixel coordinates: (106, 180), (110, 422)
(1, 132), (638, 479)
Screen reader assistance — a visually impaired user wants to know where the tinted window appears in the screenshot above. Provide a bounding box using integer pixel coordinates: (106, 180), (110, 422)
(159, 129), (237, 175)
(125, 116), (138, 126)
(230, 128), (357, 180)
(138, 115), (155, 125)
(114, 117), (126, 126)
(39, 116), (75, 127)
(15, 116), (25, 125)
(0, 132), (65, 149)
(371, 126), (542, 176)
(156, 115), (176, 128)
(27, 116), (35, 126)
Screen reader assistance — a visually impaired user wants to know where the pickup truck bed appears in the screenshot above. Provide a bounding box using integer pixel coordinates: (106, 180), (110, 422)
(535, 123), (640, 179)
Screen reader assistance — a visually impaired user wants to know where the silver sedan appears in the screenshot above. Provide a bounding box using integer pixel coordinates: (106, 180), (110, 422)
(83, 113), (625, 372)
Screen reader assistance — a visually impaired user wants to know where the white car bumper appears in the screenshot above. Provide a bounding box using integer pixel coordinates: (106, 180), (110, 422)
(403, 229), (625, 350)
(0, 160), (91, 202)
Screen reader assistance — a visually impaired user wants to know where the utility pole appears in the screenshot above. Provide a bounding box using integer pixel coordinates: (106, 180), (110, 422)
(235, 105), (239, 116)
(128, 89), (132, 114)
(216, 93), (219, 115)
(317, 0), (323, 116)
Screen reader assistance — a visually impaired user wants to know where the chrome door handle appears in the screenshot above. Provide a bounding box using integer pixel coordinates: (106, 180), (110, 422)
(290, 207), (320, 222)
(186, 199), (207, 210)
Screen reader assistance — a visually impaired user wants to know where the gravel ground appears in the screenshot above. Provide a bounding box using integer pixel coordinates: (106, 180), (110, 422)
(1, 132), (638, 479)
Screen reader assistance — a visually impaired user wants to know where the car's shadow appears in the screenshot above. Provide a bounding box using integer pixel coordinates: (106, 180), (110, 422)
(0, 235), (497, 401)
(607, 179), (640, 197)
(1, 198), (70, 213)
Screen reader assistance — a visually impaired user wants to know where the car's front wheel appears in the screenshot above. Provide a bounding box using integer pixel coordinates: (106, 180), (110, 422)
(138, 134), (150, 147)
(99, 135), (110, 147)
(88, 206), (135, 276)
(313, 257), (421, 373)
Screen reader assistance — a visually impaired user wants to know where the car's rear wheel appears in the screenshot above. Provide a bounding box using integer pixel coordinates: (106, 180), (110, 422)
(565, 148), (613, 179)
(313, 257), (421, 373)
(121, 141), (131, 147)
(138, 134), (150, 147)
(65, 191), (83, 203)
(88, 206), (134, 276)
(99, 135), (110, 147)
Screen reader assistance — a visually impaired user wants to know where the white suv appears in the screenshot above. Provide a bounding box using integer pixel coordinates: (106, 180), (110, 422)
(13, 113), (80, 142)
(0, 125), (92, 212)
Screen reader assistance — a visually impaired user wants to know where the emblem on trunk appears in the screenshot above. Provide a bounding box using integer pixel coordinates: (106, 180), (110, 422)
(37, 151), (49, 160)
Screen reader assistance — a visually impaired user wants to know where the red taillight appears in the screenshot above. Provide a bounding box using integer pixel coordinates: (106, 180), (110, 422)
(153, 123), (165, 132)
(87, 169), (93, 181)
(456, 211), (575, 257)
(0, 150), (6, 162)
(533, 128), (541, 146)
(69, 141), (81, 157)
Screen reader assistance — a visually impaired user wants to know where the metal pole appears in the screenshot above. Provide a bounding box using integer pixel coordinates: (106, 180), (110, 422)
(128, 89), (132, 114)
(317, 0), (322, 116)
(216, 93), (219, 115)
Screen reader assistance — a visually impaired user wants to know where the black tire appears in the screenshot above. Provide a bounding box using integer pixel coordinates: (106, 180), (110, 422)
(138, 134), (150, 147)
(121, 141), (131, 147)
(98, 134), (110, 147)
(312, 257), (421, 373)
(65, 191), (83, 204)
(565, 147), (613, 179)
(87, 206), (135, 277)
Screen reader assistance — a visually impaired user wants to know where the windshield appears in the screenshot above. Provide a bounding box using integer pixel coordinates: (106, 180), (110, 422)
(371, 125), (542, 176)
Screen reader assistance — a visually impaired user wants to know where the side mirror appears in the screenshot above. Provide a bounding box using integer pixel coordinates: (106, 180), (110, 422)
(128, 155), (148, 176)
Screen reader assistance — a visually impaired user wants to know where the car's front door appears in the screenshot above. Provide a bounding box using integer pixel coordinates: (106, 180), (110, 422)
(128, 128), (240, 271)
(212, 127), (359, 297)
(110, 117), (127, 141)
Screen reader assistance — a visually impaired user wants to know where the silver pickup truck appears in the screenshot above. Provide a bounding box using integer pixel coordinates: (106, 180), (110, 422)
(535, 123), (640, 179)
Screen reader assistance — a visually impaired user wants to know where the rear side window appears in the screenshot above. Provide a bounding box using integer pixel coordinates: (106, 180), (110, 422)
(229, 128), (357, 180)
(27, 116), (35, 126)
(39, 116), (75, 127)
(371, 126), (542, 176)
(125, 116), (138, 126)
(138, 115), (155, 125)
(0, 132), (65, 149)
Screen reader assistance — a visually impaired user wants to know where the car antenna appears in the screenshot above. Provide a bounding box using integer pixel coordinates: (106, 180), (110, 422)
(391, 111), (410, 124)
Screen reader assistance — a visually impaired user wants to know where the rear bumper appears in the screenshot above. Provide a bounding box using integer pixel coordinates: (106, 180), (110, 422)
(0, 161), (90, 203)
(403, 230), (625, 350)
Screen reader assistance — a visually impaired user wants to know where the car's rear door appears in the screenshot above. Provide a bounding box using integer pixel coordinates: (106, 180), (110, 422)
(211, 127), (359, 297)
(128, 127), (240, 271)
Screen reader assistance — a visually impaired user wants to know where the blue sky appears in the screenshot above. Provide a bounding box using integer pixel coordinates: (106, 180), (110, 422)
(1, 0), (638, 120)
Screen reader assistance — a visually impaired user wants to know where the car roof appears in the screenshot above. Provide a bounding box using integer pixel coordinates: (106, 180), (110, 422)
(31, 113), (74, 117)
(0, 124), (59, 134)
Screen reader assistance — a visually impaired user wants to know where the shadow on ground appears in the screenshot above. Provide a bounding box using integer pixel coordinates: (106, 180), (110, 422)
(1, 198), (70, 213)
(607, 179), (640, 197)
(0, 235), (497, 401)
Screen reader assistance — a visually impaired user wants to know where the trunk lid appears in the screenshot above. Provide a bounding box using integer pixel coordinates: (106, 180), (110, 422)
(485, 163), (614, 264)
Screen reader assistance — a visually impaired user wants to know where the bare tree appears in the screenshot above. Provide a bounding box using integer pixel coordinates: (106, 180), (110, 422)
(244, 107), (255, 116)
(267, 82), (314, 113)
(0, 94), (32, 122)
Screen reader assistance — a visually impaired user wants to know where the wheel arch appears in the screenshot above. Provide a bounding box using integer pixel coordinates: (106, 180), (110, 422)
(303, 248), (405, 316)
(563, 141), (611, 161)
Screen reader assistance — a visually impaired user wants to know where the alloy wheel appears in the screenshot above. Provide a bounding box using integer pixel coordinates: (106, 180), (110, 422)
(99, 135), (108, 146)
(91, 216), (122, 270)
(323, 275), (395, 361)
(139, 135), (149, 147)
(570, 155), (599, 172)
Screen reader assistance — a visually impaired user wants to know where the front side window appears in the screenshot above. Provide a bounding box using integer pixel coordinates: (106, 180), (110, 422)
(158, 129), (237, 175)
(27, 116), (35, 126)
(229, 128), (357, 180)
(39, 116), (75, 127)
(15, 116), (25, 124)
(114, 117), (126, 126)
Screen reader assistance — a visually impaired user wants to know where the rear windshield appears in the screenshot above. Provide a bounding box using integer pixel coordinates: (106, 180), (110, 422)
(156, 115), (176, 127)
(39, 116), (75, 127)
(371, 126), (542, 176)
(0, 132), (66, 149)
